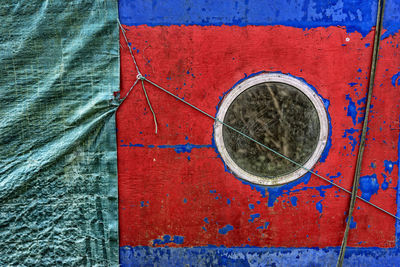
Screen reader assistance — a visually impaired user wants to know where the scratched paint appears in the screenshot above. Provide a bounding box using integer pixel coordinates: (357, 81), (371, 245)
(117, 0), (400, 265)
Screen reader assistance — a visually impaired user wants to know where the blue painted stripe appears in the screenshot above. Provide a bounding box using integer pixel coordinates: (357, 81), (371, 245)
(119, 0), (400, 37)
(120, 246), (400, 266)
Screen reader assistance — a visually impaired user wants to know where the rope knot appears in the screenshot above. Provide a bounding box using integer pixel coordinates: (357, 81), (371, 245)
(137, 73), (145, 80)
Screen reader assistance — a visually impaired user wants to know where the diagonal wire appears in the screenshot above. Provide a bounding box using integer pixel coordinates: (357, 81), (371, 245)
(142, 77), (400, 221)
(336, 0), (386, 266)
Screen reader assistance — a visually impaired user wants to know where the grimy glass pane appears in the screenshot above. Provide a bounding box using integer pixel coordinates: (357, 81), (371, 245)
(222, 82), (320, 178)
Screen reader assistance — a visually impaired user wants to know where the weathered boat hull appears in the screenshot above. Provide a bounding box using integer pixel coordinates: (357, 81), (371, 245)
(117, 0), (400, 265)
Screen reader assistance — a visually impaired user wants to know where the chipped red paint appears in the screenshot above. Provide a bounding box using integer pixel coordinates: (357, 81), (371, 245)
(117, 25), (400, 248)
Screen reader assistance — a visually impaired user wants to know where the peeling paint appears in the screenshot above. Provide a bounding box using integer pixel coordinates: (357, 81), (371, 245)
(384, 160), (399, 174)
(219, 225), (234, 235)
(316, 200), (323, 214)
(359, 174), (380, 201)
(153, 235), (184, 246)
(248, 214), (260, 223)
(290, 196), (298, 206)
(343, 128), (360, 152)
(346, 216), (357, 229)
(345, 94), (358, 126)
(391, 72), (400, 87)
(118, 1), (400, 264)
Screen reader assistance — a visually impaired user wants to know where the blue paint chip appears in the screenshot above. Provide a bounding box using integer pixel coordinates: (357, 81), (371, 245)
(381, 181), (389, 190)
(345, 94), (358, 126)
(316, 200), (323, 214)
(345, 217), (357, 229)
(218, 224), (234, 234)
(248, 213), (260, 222)
(129, 143), (145, 147)
(348, 82), (358, 87)
(204, 217), (209, 224)
(384, 160), (398, 174)
(391, 72), (400, 87)
(328, 172), (342, 179)
(173, 236), (184, 244)
(359, 174), (379, 201)
(248, 204), (255, 210)
(266, 173), (311, 207)
(290, 196), (298, 206)
(343, 128), (360, 152)
(153, 235), (184, 246)
(157, 143), (212, 153)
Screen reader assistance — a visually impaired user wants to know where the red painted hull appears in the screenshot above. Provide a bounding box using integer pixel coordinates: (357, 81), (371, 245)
(117, 25), (400, 248)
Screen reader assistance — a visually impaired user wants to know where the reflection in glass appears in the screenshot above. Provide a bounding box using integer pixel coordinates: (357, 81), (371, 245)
(222, 82), (320, 178)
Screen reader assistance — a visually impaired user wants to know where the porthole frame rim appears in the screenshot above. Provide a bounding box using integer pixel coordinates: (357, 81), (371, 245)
(214, 73), (329, 186)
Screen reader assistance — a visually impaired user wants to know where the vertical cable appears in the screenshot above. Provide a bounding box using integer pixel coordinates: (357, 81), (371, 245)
(336, 0), (386, 266)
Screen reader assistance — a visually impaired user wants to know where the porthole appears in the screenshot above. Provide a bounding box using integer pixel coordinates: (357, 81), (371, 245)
(214, 73), (328, 186)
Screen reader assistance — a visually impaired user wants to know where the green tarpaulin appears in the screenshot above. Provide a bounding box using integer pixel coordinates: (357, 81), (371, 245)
(0, 1), (119, 265)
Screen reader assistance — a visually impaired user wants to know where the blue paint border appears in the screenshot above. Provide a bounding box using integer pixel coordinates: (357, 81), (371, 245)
(120, 246), (400, 266)
(118, 0), (400, 263)
(118, 0), (400, 38)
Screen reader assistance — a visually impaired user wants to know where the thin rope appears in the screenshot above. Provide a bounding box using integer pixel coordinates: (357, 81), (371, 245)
(118, 19), (140, 74)
(336, 0), (386, 266)
(118, 21), (158, 134)
(140, 76), (158, 134)
(143, 77), (400, 221)
(121, 78), (139, 102)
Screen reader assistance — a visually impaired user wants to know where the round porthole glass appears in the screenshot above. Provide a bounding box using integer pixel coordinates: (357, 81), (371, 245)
(214, 73), (328, 186)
